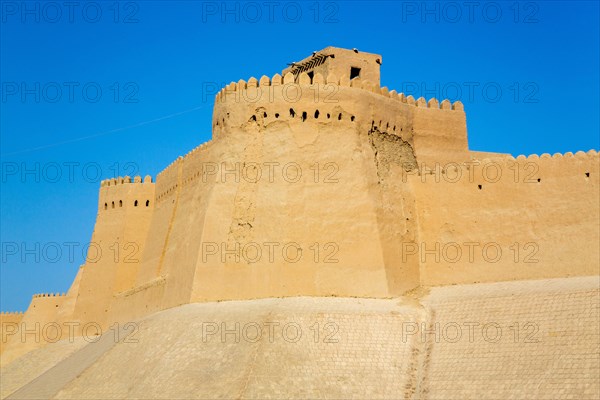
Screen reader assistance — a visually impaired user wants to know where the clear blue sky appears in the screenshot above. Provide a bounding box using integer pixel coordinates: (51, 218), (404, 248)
(1, 1), (599, 311)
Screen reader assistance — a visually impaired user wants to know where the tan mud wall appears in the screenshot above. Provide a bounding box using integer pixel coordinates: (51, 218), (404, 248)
(1, 294), (64, 365)
(72, 177), (155, 327)
(5, 73), (598, 351)
(410, 151), (600, 286)
(0, 314), (23, 356)
(110, 76), (469, 323)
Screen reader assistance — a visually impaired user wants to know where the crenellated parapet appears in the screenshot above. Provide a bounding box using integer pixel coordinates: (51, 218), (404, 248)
(100, 175), (152, 187)
(156, 157), (184, 204)
(153, 139), (224, 204)
(213, 70), (469, 164)
(508, 149), (599, 172)
(98, 175), (155, 213)
(506, 149), (599, 182)
(181, 140), (216, 188)
(214, 71), (464, 112)
(31, 293), (66, 298)
(213, 72), (464, 135)
(511, 149), (598, 161)
(410, 149), (599, 190)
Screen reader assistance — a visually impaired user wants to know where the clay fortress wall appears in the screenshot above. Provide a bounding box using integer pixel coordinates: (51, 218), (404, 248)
(1, 48), (598, 373)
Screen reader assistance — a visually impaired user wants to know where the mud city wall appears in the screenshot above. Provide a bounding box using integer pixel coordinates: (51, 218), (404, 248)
(2, 71), (599, 343)
(105, 74), (471, 323)
(411, 151), (599, 286)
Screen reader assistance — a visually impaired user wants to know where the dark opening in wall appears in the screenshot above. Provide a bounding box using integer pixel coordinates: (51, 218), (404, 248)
(478, 185), (482, 190)
(314, 110), (319, 118)
(350, 67), (361, 80)
(275, 113), (279, 118)
(263, 112), (267, 118)
(290, 108), (295, 117)
(119, 200), (123, 207)
(537, 178), (541, 182)
(586, 172), (590, 177)
(307, 71), (314, 82)
(250, 115), (256, 122)
(302, 111), (307, 121)
(327, 113), (330, 119)
(351, 116), (355, 122)
(338, 113), (342, 120)
(134, 200), (138, 207)
(104, 203), (107, 210)
(112, 202), (115, 208)
(146, 200), (150, 207)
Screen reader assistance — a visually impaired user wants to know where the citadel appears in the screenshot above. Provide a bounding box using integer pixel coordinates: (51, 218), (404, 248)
(1, 47), (598, 399)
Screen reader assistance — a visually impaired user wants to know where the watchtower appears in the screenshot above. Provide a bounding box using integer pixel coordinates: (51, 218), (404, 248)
(281, 46), (382, 85)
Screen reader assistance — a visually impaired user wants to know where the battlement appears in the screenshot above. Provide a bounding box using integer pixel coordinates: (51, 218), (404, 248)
(32, 293), (66, 298)
(155, 157), (183, 204)
(153, 139), (223, 204)
(98, 175), (155, 212)
(0, 311), (24, 316)
(512, 150), (598, 161)
(215, 71), (464, 112)
(100, 175), (153, 186)
(213, 67), (469, 164)
(411, 150), (598, 182)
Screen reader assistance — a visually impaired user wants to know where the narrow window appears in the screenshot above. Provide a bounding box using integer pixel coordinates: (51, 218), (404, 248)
(338, 113), (342, 120)
(314, 110), (319, 119)
(119, 200), (123, 207)
(307, 71), (314, 82)
(146, 200), (150, 207)
(290, 108), (296, 117)
(351, 116), (355, 122)
(112, 201), (115, 208)
(275, 113), (280, 118)
(350, 67), (361, 80)
(104, 203), (107, 210)
(302, 111), (307, 121)
(134, 200), (138, 207)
